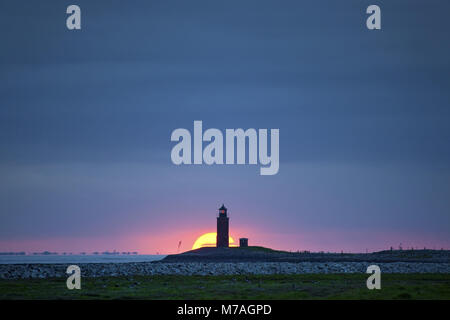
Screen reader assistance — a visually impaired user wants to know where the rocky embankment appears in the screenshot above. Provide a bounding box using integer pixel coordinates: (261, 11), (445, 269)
(1, 249), (449, 280)
(1, 261), (450, 280)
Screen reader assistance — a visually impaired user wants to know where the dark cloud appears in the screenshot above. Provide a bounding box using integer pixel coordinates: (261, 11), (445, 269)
(0, 1), (449, 250)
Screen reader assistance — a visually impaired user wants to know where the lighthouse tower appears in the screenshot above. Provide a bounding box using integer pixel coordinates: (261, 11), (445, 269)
(216, 204), (229, 248)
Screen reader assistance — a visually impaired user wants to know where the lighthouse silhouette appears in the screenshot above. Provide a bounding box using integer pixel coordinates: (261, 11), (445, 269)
(216, 204), (229, 247)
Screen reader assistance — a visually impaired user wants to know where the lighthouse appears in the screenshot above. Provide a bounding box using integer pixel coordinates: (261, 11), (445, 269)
(216, 204), (229, 247)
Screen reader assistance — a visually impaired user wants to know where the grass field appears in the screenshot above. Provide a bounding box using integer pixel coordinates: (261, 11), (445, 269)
(1, 273), (449, 300)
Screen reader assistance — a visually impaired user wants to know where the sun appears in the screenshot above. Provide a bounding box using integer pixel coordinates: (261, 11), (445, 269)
(192, 232), (236, 250)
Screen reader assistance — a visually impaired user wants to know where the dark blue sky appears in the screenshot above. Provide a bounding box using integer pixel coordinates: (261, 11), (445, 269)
(0, 1), (449, 253)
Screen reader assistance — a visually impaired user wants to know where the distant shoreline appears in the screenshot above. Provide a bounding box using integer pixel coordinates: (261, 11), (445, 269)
(0, 254), (166, 265)
(161, 247), (450, 264)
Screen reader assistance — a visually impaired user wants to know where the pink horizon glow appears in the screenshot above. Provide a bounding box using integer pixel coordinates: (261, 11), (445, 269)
(1, 227), (448, 255)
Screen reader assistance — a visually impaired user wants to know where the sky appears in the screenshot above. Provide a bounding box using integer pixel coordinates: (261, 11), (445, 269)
(0, 0), (449, 254)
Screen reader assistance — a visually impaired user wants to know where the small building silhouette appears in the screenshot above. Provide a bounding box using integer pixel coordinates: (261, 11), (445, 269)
(216, 204), (229, 247)
(239, 238), (248, 247)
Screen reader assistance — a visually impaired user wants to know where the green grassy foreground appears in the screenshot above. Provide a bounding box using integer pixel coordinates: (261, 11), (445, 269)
(1, 274), (449, 300)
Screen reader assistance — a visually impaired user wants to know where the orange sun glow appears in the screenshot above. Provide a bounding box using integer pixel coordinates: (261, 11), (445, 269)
(192, 232), (236, 250)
